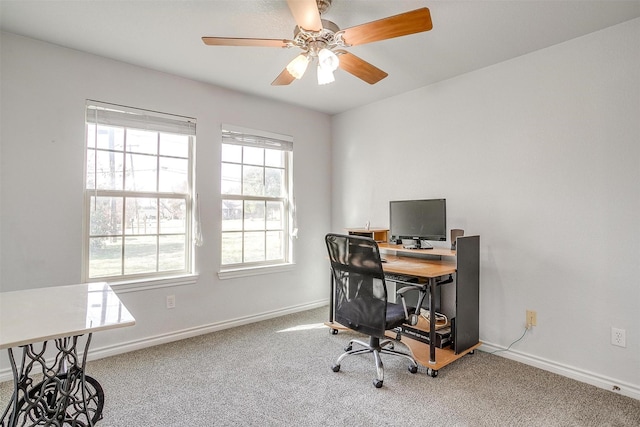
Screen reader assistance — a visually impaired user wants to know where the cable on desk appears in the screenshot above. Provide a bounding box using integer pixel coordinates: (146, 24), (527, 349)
(486, 327), (529, 354)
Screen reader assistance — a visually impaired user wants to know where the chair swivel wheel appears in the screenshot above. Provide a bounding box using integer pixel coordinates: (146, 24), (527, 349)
(373, 379), (383, 388)
(387, 343), (395, 350)
(330, 329), (338, 335)
(344, 344), (352, 352)
(331, 364), (341, 372)
(408, 365), (418, 374)
(428, 368), (438, 378)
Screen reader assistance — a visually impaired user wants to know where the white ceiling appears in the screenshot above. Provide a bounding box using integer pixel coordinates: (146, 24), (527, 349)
(1, 0), (639, 115)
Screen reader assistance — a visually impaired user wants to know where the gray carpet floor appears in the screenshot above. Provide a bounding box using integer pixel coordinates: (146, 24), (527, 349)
(2, 307), (639, 426)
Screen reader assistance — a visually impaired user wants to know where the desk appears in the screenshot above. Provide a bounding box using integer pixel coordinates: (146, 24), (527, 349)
(327, 237), (480, 376)
(0, 283), (135, 426)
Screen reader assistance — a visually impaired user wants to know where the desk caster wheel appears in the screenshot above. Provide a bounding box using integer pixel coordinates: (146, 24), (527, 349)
(408, 365), (418, 374)
(428, 368), (438, 378)
(330, 329), (338, 335)
(373, 379), (383, 388)
(331, 364), (340, 372)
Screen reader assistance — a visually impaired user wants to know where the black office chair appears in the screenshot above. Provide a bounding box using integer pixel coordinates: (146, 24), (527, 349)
(325, 233), (418, 388)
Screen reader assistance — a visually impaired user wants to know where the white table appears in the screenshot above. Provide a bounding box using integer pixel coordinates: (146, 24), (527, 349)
(0, 283), (135, 427)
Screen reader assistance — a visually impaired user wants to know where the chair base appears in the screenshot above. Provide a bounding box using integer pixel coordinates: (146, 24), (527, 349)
(331, 336), (418, 388)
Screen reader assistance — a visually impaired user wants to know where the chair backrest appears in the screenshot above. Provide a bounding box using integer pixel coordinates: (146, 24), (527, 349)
(325, 233), (388, 338)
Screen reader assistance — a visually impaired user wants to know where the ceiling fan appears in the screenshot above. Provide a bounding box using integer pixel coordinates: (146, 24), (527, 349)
(202, 0), (432, 86)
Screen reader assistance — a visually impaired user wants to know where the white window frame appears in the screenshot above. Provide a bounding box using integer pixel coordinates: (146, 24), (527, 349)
(83, 100), (196, 284)
(219, 124), (295, 277)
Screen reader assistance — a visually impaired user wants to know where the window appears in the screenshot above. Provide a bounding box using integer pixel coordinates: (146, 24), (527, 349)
(221, 125), (294, 270)
(84, 101), (196, 281)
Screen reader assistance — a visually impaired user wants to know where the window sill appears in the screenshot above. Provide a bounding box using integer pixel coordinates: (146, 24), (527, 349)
(218, 263), (295, 280)
(108, 274), (199, 293)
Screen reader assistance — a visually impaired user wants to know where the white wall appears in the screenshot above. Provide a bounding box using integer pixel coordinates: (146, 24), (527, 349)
(0, 33), (331, 373)
(331, 19), (640, 397)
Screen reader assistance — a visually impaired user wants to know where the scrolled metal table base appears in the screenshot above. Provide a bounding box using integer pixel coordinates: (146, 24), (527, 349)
(1, 334), (105, 427)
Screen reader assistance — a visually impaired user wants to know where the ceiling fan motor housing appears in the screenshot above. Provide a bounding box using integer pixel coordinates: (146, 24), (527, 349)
(292, 19), (343, 56)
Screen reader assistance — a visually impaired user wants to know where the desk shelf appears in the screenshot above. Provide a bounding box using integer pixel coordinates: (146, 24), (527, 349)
(345, 228), (389, 242)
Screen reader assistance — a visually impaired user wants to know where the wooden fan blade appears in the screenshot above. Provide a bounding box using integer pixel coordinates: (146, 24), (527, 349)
(202, 37), (292, 48)
(337, 51), (388, 85)
(286, 0), (322, 31)
(341, 8), (432, 46)
(272, 68), (296, 86)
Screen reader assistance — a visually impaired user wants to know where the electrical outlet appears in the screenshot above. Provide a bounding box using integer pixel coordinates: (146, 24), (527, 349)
(526, 310), (537, 328)
(166, 295), (176, 309)
(611, 327), (626, 348)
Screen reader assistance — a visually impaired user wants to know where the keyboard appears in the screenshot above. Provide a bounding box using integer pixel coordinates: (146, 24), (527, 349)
(384, 273), (419, 283)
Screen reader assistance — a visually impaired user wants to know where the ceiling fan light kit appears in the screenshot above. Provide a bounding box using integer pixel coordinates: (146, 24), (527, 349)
(286, 53), (310, 79)
(202, 0), (433, 86)
(317, 63), (335, 85)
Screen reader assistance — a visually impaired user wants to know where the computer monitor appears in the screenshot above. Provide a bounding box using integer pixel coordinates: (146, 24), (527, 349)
(389, 199), (447, 243)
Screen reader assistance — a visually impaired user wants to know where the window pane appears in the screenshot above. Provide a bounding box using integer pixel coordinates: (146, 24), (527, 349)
(222, 200), (242, 231)
(266, 201), (283, 230)
(90, 197), (123, 236)
(159, 235), (185, 271)
(95, 125), (124, 151)
(221, 144), (242, 163)
(265, 149), (283, 167)
(160, 133), (188, 158)
(125, 153), (157, 192)
(243, 165), (264, 196)
(94, 150), (124, 190)
(243, 146), (263, 166)
(244, 200), (265, 231)
(127, 129), (157, 155)
(125, 198), (157, 235)
(266, 231), (283, 260)
(160, 199), (186, 234)
(159, 157), (188, 193)
(221, 163), (241, 195)
(124, 236), (157, 274)
(265, 167), (284, 197)
(89, 237), (122, 278)
(244, 231), (265, 262)
(87, 124), (96, 149)
(221, 232), (242, 264)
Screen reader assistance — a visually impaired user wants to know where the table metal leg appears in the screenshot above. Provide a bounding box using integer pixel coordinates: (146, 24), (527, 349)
(0, 333), (104, 427)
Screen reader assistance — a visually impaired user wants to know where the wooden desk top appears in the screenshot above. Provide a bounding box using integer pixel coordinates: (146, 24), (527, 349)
(0, 282), (135, 349)
(381, 254), (456, 278)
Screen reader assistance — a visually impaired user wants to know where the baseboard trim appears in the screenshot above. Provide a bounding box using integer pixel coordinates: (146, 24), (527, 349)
(479, 342), (640, 400)
(0, 299), (329, 383)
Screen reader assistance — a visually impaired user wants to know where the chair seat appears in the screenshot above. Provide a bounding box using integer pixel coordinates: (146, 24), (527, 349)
(385, 302), (408, 329)
(337, 298), (407, 337)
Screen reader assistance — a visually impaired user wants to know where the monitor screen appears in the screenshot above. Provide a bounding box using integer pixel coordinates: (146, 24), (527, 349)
(389, 199), (447, 242)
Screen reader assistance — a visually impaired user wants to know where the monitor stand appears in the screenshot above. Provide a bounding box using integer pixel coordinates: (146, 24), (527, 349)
(419, 240), (433, 249)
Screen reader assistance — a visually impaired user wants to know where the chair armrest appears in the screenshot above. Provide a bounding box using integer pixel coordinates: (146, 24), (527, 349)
(395, 282), (427, 294)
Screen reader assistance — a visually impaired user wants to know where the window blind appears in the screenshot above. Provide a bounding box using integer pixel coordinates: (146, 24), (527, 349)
(222, 124), (293, 152)
(86, 100), (196, 136)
